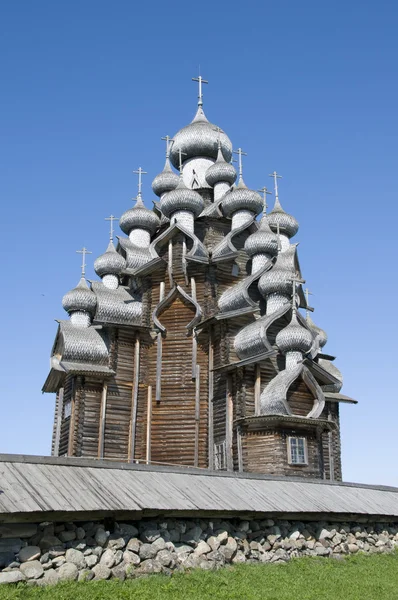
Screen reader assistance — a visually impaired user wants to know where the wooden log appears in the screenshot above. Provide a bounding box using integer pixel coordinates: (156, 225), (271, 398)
(226, 375), (233, 471)
(98, 383), (108, 459)
(146, 385), (152, 465)
(255, 363), (261, 416)
(208, 327), (214, 470)
(194, 365), (200, 467)
(129, 335), (140, 462)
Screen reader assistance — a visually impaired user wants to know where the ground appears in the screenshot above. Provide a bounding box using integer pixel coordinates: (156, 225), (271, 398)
(0, 554), (398, 599)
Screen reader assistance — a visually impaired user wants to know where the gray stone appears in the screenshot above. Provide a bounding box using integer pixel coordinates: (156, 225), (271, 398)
(85, 554), (99, 568)
(100, 548), (116, 568)
(41, 570), (60, 585)
(39, 535), (63, 551)
(19, 545), (41, 563)
(0, 552), (15, 569)
(181, 553), (202, 569)
(216, 531), (228, 545)
(152, 537), (167, 553)
(139, 543), (156, 560)
(95, 528), (109, 547)
(267, 534), (281, 545)
(315, 545), (330, 556)
(0, 538), (24, 553)
(289, 530), (301, 541)
(0, 524), (37, 539)
(65, 548), (86, 569)
(20, 560), (44, 579)
(200, 560), (215, 570)
(92, 564), (112, 580)
(126, 538), (140, 553)
(58, 562), (78, 581)
(118, 523), (138, 537)
(59, 530), (76, 543)
(112, 563), (127, 581)
(168, 528), (180, 543)
(137, 559), (162, 574)
(318, 528), (335, 540)
(141, 528), (160, 543)
(232, 550), (246, 563)
(78, 570), (94, 582)
(92, 545), (104, 557)
(207, 536), (220, 551)
(220, 537), (237, 562)
(182, 526), (202, 545)
(157, 549), (174, 567)
(348, 543), (359, 553)
(0, 571), (25, 584)
(48, 547), (65, 558)
(175, 544), (194, 555)
(107, 534), (128, 551)
(51, 556), (66, 568)
(195, 540), (211, 556)
(76, 527), (86, 540)
(123, 550), (141, 565)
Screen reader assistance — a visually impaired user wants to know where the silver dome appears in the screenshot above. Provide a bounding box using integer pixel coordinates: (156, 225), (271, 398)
(306, 313), (328, 348)
(267, 197), (299, 239)
(62, 277), (97, 316)
(94, 241), (126, 277)
(222, 179), (263, 218)
(169, 107), (232, 168)
(258, 246), (297, 297)
(119, 197), (160, 236)
(244, 215), (279, 258)
(205, 147), (237, 186)
(160, 176), (204, 219)
(276, 313), (313, 354)
(152, 157), (180, 197)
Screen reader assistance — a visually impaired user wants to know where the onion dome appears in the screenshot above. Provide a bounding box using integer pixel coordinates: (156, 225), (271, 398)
(152, 157), (180, 197)
(244, 215), (279, 258)
(258, 246), (297, 297)
(306, 313), (328, 348)
(205, 147), (237, 187)
(160, 175), (204, 219)
(94, 241), (126, 278)
(119, 196), (160, 236)
(62, 277), (97, 316)
(169, 107), (232, 168)
(222, 179), (263, 218)
(267, 197), (299, 239)
(276, 312), (313, 354)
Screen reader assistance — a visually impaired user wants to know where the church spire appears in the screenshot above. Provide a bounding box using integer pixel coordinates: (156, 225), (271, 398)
(62, 247), (97, 327)
(192, 73), (208, 108)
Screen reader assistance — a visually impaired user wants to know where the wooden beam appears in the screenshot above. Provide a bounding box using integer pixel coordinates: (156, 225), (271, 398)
(254, 364), (261, 416)
(226, 375), (233, 472)
(194, 365), (200, 467)
(129, 335), (141, 462)
(53, 388), (63, 457)
(237, 426), (243, 472)
(67, 378), (76, 457)
(328, 410), (335, 481)
(208, 328), (214, 470)
(98, 383), (108, 459)
(168, 239), (173, 287)
(156, 282), (165, 402)
(146, 385), (152, 465)
(191, 277), (197, 379)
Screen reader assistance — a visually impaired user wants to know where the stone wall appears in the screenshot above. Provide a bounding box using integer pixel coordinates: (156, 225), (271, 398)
(0, 517), (397, 585)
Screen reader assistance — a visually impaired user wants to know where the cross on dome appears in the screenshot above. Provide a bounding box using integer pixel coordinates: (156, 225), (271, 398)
(133, 167), (147, 203)
(304, 287), (314, 317)
(76, 247), (92, 277)
(233, 147), (247, 180)
(269, 171), (282, 201)
(161, 135), (174, 158)
(177, 148), (187, 173)
(257, 186), (272, 214)
(192, 74), (208, 107)
(289, 274), (305, 314)
(105, 215), (119, 242)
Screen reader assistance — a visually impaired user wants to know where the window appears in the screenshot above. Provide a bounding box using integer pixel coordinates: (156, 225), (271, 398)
(214, 442), (227, 470)
(288, 437), (307, 465)
(64, 400), (72, 419)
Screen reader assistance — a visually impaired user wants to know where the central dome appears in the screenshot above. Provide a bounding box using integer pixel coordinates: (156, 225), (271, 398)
(169, 107), (232, 168)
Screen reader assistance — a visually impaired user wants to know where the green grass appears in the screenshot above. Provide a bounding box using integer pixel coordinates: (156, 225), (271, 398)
(1, 553), (398, 600)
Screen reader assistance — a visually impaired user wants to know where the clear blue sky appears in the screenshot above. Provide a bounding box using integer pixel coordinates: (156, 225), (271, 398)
(0, 0), (397, 485)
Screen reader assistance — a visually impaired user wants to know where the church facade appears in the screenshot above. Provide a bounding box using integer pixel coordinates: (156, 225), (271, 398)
(43, 78), (355, 480)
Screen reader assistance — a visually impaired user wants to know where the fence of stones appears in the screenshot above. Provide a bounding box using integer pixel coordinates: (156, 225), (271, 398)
(0, 517), (397, 585)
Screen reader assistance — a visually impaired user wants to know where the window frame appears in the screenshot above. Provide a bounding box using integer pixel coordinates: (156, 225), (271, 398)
(287, 436), (308, 466)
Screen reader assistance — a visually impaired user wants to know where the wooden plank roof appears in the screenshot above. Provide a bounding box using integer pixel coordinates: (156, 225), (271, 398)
(0, 454), (397, 521)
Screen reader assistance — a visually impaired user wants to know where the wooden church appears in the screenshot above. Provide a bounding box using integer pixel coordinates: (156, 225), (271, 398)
(43, 77), (356, 480)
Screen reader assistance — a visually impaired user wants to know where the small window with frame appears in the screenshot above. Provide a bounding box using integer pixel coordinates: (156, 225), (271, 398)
(214, 441), (227, 470)
(288, 436), (307, 465)
(64, 400), (72, 419)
